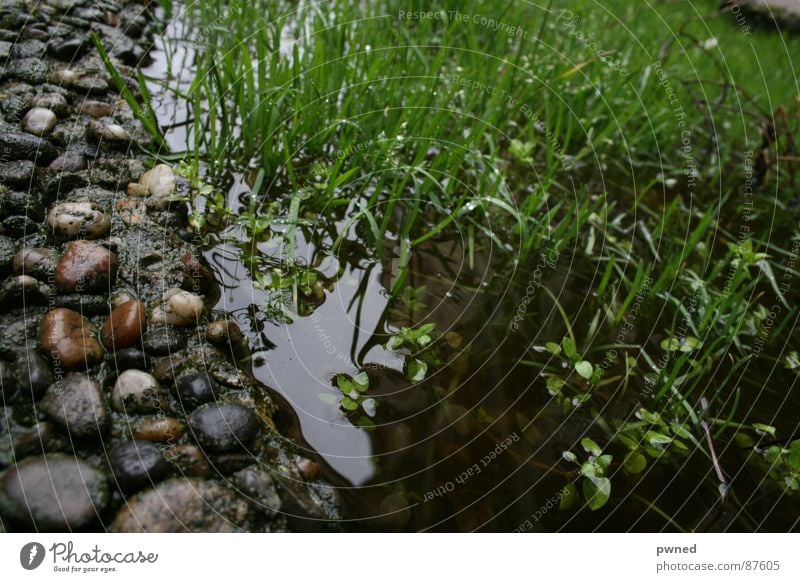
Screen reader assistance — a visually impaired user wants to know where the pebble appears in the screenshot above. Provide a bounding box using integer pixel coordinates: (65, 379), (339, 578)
(17, 351), (54, 399)
(108, 440), (169, 493)
(210, 453), (253, 475)
(20, 107), (57, 136)
(297, 458), (323, 481)
(5, 57), (48, 84)
(53, 292), (107, 316)
(87, 120), (130, 145)
(48, 149), (86, 172)
(0, 274), (49, 308)
(0, 83), (33, 122)
(39, 308), (105, 370)
(2, 214), (38, 237)
(151, 358), (181, 385)
(77, 100), (112, 118)
(110, 290), (136, 309)
(46, 202), (110, 239)
(111, 369), (162, 414)
(150, 289), (204, 327)
(47, 37), (87, 61)
(181, 254), (215, 292)
(142, 325), (186, 356)
(139, 164), (176, 197)
(101, 300), (146, 350)
(50, 69), (78, 86)
(233, 467), (282, 513)
(0, 159), (35, 188)
(0, 41), (9, 60)
(0, 454), (108, 530)
(74, 76), (109, 95)
(89, 157), (145, 187)
(13, 247), (59, 279)
(55, 240), (118, 293)
(0, 127), (58, 163)
(205, 320), (244, 346)
(1, 187), (46, 221)
(109, 347), (149, 371)
(163, 445), (209, 477)
(111, 478), (248, 532)
(133, 416), (185, 444)
(188, 403), (259, 452)
(31, 93), (69, 117)
(175, 372), (218, 409)
(126, 182), (148, 197)
(11, 39), (46, 60)
(41, 373), (109, 439)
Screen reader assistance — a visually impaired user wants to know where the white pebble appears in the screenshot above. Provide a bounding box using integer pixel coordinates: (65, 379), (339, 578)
(46, 202), (110, 239)
(50, 69), (78, 86)
(21, 107), (57, 136)
(104, 123), (130, 142)
(112, 370), (162, 413)
(139, 164), (176, 197)
(151, 289), (204, 326)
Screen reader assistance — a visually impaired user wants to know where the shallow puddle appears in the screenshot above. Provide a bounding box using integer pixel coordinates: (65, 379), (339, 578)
(139, 2), (800, 532)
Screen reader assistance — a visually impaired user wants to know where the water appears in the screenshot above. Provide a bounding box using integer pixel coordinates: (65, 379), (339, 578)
(187, 176), (800, 531)
(140, 5), (800, 532)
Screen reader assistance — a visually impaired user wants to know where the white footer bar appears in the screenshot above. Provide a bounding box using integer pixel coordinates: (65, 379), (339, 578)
(1, 533), (797, 581)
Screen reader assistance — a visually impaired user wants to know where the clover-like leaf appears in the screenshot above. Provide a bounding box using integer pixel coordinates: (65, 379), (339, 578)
(562, 337), (578, 360)
(583, 476), (611, 511)
(574, 360), (593, 380)
(581, 437), (602, 457)
(406, 358), (428, 382)
(560, 483), (578, 509)
(623, 451), (647, 474)
(362, 397), (377, 418)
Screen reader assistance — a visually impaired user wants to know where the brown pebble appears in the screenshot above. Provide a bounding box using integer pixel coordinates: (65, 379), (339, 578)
(110, 291), (136, 309)
(151, 357), (180, 384)
(206, 320), (244, 346)
(101, 300), (146, 350)
(164, 445), (209, 477)
(77, 100), (112, 117)
(55, 240), (118, 293)
(134, 416), (185, 444)
(181, 254), (215, 292)
(297, 458), (322, 480)
(13, 247), (59, 279)
(39, 308), (104, 370)
(126, 182), (149, 197)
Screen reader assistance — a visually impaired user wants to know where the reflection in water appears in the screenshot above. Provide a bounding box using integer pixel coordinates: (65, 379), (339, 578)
(214, 252), (384, 485)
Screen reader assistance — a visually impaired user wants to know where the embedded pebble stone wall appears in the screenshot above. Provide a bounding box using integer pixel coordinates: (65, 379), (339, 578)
(0, 0), (339, 532)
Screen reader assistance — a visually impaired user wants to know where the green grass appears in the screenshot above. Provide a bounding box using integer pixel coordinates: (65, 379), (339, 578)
(157, 0), (800, 259)
(141, 0), (800, 526)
